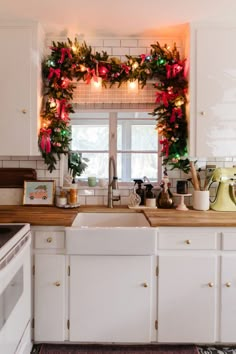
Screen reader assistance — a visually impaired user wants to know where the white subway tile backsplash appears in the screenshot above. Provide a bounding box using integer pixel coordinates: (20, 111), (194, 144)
(3, 160), (20, 168)
(121, 39), (138, 47)
(112, 47), (130, 56)
(19, 161), (37, 169)
(86, 196), (104, 205)
(103, 39), (121, 47)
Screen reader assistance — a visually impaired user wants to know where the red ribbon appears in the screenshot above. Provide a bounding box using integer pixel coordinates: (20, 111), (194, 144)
(85, 68), (97, 84)
(165, 62), (184, 79)
(170, 107), (183, 123)
(55, 99), (70, 121)
(48, 68), (61, 80)
(140, 54), (146, 65)
(121, 64), (130, 74)
(155, 91), (178, 107)
(58, 48), (72, 64)
(40, 128), (52, 153)
(160, 138), (169, 157)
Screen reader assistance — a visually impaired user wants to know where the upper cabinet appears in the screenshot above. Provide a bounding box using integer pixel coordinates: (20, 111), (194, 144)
(0, 22), (43, 156)
(188, 24), (236, 158)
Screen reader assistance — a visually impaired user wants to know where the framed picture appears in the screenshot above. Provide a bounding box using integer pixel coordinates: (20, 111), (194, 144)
(23, 180), (55, 206)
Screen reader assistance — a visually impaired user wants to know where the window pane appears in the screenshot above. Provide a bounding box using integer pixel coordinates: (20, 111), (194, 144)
(71, 124), (109, 151)
(117, 152), (157, 181)
(117, 120), (157, 151)
(76, 153), (109, 179)
(132, 125), (157, 151)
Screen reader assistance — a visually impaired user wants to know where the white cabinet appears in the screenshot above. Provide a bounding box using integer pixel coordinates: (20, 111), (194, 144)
(32, 227), (66, 342)
(158, 255), (217, 343)
(34, 254), (66, 341)
(189, 24), (236, 157)
(157, 227), (217, 343)
(0, 22), (43, 156)
(69, 255), (155, 343)
(220, 231), (236, 342)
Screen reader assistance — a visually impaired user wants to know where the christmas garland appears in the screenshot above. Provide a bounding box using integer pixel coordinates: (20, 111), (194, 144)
(39, 38), (189, 172)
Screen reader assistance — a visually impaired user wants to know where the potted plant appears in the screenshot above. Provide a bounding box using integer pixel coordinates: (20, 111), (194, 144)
(68, 152), (89, 183)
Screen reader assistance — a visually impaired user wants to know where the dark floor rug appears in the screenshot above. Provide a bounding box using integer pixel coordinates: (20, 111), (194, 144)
(31, 344), (198, 354)
(30, 344), (236, 354)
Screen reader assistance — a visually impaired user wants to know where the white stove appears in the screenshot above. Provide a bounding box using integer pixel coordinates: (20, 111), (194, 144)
(0, 223), (32, 354)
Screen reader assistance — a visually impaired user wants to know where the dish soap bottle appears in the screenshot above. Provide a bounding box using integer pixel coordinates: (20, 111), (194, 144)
(157, 168), (173, 208)
(133, 179), (145, 205)
(144, 184), (156, 208)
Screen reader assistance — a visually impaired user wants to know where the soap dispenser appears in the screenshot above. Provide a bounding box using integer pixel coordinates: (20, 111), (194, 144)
(133, 179), (145, 205)
(144, 184), (156, 208)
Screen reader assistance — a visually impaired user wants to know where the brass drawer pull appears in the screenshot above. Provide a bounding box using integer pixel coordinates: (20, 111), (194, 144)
(185, 239), (191, 245)
(47, 237), (53, 243)
(55, 281), (61, 287)
(208, 282), (214, 288)
(226, 282), (231, 288)
(143, 282), (148, 288)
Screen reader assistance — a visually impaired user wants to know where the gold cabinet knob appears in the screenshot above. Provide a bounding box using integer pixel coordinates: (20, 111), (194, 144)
(200, 111), (205, 116)
(185, 239), (191, 245)
(47, 237), (52, 243)
(55, 281), (61, 287)
(226, 282), (231, 288)
(143, 282), (148, 288)
(208, 282), (214, 288)
(22, 109), (27, 114)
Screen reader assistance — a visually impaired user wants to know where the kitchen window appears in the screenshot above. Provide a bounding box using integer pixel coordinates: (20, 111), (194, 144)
(71, 112), (160, 182)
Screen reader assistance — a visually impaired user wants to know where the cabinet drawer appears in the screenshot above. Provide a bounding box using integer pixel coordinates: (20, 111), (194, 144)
(222, 232), (236, 250)
(158, 228), (217, 250)
(34, 231), (65, 249)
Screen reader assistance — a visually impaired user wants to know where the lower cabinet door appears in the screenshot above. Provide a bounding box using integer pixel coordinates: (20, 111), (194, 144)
(221, 255), (236, 342)
(34, 254), (66, 341)
(69, 255), (154, 343)
(158, 255), (217, 343)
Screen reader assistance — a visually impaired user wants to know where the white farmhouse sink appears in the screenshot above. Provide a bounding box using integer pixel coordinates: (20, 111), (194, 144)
(66, 212), (157, 256)
(72, 212), (150, 227)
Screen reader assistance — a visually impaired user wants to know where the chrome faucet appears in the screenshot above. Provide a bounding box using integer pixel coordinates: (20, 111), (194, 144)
(108, 156), (120, 208)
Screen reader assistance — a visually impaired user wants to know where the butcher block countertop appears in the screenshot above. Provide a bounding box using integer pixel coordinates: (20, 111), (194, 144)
(0, 205), (236, 227)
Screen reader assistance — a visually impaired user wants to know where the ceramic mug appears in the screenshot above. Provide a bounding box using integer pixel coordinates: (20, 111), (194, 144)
(193, 190), (210, 211)
(88, 176), (97, 187)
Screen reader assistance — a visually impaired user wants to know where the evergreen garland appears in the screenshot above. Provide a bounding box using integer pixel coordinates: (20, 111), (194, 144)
(39, 38), (189, 172)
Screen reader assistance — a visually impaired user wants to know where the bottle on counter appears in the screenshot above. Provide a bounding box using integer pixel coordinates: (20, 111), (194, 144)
(144, 184), (156, 208)
(56, 188), (67, 207)
(69, 183), (78, 205)
(133, 179), (145, 205)
(157, 168), (173, 209)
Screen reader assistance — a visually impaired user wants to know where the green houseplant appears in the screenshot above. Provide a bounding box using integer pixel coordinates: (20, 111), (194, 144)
(68, 152), (89, 182)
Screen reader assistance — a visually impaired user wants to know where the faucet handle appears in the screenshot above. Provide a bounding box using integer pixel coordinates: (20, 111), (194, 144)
(112, 176), (119, 189)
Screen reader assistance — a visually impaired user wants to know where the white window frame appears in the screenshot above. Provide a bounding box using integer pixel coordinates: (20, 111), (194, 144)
(70, 111), (162, 183)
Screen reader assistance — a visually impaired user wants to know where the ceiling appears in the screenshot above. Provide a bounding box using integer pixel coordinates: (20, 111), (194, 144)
(1, 0), (236, 38)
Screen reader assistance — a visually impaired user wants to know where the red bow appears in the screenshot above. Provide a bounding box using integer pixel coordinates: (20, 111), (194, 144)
(155, 91), (178, 107)
(58, 48), (72, 64)
(121, 64), (130, 74)
(84, 68), (97, 84)
(40, 128), (52, 153)
(160, 138), (169, 157)
(170, 107), (183, 123)
(48, 68), (61, 80)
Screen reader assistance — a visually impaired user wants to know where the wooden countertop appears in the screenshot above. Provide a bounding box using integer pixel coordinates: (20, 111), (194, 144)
(143, 209), (236, 227)
(0, 205), (236, 227)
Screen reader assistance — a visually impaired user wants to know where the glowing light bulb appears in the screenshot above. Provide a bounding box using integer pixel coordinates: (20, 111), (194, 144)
(80, 65), (86, 72)
(127, 80), (138, 92)
(91, 77), (102, 90)
(132, 62), (139, 70)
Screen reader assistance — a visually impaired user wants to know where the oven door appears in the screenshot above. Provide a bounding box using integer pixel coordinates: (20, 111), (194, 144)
(0, 232), (31, 354)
